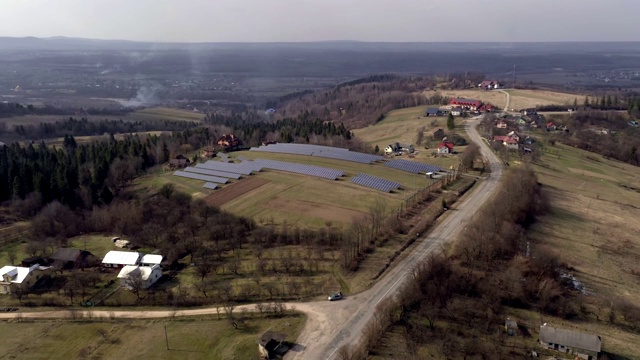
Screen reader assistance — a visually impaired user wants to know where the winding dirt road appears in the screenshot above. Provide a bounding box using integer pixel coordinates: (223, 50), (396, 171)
(0, 116), (503, 360)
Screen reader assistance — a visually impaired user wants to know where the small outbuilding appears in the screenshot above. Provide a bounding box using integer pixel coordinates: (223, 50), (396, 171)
(505, 319), (518, 336)
(50, 248), (97, 270)
(258, 331), (287, 360)
(425, 108), (443, 117)
(102, 251), (142, 269)
(539, 324), (601, 360)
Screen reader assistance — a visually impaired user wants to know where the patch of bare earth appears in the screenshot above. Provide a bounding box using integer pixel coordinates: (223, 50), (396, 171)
(262, 196), (367, 224)
(204, 177), (270, 207)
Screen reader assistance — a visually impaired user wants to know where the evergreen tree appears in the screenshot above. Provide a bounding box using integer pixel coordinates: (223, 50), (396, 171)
(584, 97), (590, 107)
(606, 95), (612, 107)
(447, 113), (455, 130)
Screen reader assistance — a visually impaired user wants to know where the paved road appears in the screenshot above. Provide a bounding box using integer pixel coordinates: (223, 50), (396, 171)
(0, 116), (503, 360)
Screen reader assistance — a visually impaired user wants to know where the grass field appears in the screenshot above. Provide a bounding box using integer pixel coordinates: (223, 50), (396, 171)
(428, 89), (580, 111)
(352, 105), (468, 169)
(523, 141), (640, 302)
(0, 315), (304, 360)
(136, 149), (435, 229)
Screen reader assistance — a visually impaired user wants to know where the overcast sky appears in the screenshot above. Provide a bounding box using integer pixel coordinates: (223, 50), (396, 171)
(1, 0), (639, 42)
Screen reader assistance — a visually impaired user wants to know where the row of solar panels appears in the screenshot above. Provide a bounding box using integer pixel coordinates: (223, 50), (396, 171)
(351, 173), (401, 193)
(173, 171), (229, 184)
(195, 160), (259, 175)
(250, 159), (344, 180)
(250, 143), (384, 164)
(384, 159), (441, 174)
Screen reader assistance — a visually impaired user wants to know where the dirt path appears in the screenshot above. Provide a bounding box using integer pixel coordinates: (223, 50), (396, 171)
(0, 118), (503, 360)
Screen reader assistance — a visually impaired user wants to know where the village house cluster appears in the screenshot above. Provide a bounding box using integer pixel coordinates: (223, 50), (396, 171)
(0, 240), (164, 296)
(424, 97), (496, 119)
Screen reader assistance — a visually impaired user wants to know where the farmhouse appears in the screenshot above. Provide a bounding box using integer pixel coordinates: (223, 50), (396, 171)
(449, 107), (464, 116)
(117, 265), (162, 289)
(494, 135), (519, 150)
(217, 134), (241, 148)
(169, 154), (190, 168)
(258, 331), (287, 360)
(478, 80), (502, 89)
(437, 142), (454, 154)
(102, 251), (142, 269)
(539, 325), (601, 360)
(140, 254), (163, 267)
(424, 107), (443, 117)
(201, 146), (216, 159)
(385, 143), (414, 155)
(0, 264), (50, 294)
(496, 120), (508, 129)
(50, 248), (97, 270)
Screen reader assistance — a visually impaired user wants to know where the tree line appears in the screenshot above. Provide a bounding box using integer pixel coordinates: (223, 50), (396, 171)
(1, 117), (199, 141)
(1, 127), (211, 209)
(0, 102), (131, 118)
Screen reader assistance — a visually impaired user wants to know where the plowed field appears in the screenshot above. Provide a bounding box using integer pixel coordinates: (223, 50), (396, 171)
(204, 177), (269, 207)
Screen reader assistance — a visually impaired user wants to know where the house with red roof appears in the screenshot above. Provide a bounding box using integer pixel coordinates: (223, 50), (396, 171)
(437, 141), (455, 154)
(493, 135), (519, 150)
(450, 98), (482, 111)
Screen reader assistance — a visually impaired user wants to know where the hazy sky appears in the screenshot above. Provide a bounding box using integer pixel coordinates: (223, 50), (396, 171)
(1, 0), (639, 42)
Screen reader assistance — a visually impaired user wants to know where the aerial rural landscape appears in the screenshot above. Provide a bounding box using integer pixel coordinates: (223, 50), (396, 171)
(1, 2), (640, 360)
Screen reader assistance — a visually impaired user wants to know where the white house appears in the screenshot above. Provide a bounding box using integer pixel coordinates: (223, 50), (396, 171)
(0, 265), (51, 294)
(102, 251), (142, 269)
(117, 265), (163, 289)
(140, 254), (163, 267)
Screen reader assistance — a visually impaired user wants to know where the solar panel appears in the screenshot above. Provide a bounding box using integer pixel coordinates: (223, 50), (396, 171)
(184, 167), (242, 179)
(384, 159), (441, 174)
(350, 173), (401, 192)
(250, 143), (384, 164)
(173, 171), (229, 184)
(202, 182), (218, 190)
(196, 161), (256, 175)
(249, 158), (344, 180)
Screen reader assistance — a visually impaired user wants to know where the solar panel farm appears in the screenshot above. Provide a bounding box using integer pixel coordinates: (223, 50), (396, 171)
(142, 143), (454, 229)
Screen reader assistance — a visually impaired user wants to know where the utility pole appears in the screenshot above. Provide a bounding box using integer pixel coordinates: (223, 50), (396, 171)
(164, 325), (170, 350)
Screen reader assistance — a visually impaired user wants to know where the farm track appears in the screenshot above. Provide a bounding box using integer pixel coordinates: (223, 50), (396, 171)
(0, 117), (503, 360)
(203, 176), (270, 207)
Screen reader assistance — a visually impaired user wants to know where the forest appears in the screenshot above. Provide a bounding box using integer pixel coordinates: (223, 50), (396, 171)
(0, 127), (211, 211)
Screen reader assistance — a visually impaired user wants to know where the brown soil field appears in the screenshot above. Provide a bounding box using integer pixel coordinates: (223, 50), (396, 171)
(262, 196), (367, 224)
(204, 177), (270, 207)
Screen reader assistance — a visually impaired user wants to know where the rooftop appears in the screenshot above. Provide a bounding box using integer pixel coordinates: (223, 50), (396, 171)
(117, 264), (160, 281)
(141, 254), (163, 265)
(539, 325), (601, 352)
(102, 251), (141, 265)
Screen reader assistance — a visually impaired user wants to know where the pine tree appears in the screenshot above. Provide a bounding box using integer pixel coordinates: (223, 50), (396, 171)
(606, 95), (612, 107)
(447, 113), (455, 130)
(584, 97), (590, 107)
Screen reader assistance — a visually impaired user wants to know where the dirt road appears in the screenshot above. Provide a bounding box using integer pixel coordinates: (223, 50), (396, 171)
(0, 117), (502, 360)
